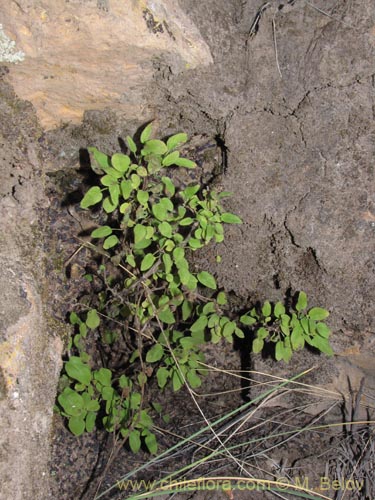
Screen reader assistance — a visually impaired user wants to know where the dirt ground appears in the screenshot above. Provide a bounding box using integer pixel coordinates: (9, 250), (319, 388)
(1, 0), (375, 499)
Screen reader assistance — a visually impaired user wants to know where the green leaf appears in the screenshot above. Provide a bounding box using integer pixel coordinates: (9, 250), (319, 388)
(300, 317), (309, 334)
(240, 314), (256, 326)
(79, 323), (88, 338)
(103, 235), (119, 249)
(136, 190), (149, 205)
(129, 430), (141, 453)
(58, 388), (84, 416)
(91, 226), (112, 238)
(172, 370), (184, 391)
(140, 123), (153, 144)
(167, 132), (188, 151)
(316, 322), (331, 338)
(138, 372), (147, 386)
(186, 370), (202, 388)
(179, 270), (197, 290)
(310, 336), (333, 356)
(134, 224), (147, 244)
(281, 314), (290, 326)
(152, 203), (168, 221)
(158, 306), (175, 324)
(100, 174), (119, 186)
(189, 238), (203, 249)
(280, 324), (290, 336)
(80, 186), (103, 209)
(121, 179), (133, 199)
(101, 386), (115, 402)
(109, 183), (120, 206)
(102, 196), (117, 213)
(161, 176), (175, 196)
(145, 432), (158, 454)
(157, 367), (169, 388)
(296, 291), (308, 312)
(253, 338), (264, 353)
(146, 226), (155, 239)
(275, 341), (285, 361)
(172, 247), (184, 262)
(274, 302), (285, 318)
(85, 412), (96, 432)
(111, 153), (131, 173)
(146, 344), (164, 363)
(147, 156), (162, 174)
(142, 139), (168, 156)
(161, 254), (171, 275)
(159, 197), (174, 211)
(309, 319), (317, 334)
(220, 213), (242, 224)
(190, 315), (208, 333)
(179, 217), (194, 226)
(126, 135), (137, 154)
(183, 185), (200, 199)
(119, 374), (131, 388)
(141, 253), (156, 271)
(69, 416), (86, 436)
(222, 321), (236, 339)
(291, 326), (305, 350)
(65, 357), (92, 386)
(180, 337), (196, 350)
(86, 309), (100, 329)
(308, 307), (329, 321)
(88, 147), (111, 172)
(159, 221), (172, 238)
(283, 341), (293, 362)
(208, 313), (219, 328)
(131, 173), (141, 189)
(137, 166), (148, 177)
(257, 327), (269, 340)
(202, 302), (215, 315)
(70, 312), (81, 325)
(197, 271), (217, 290)
(133, 238), (152, 250)
(162, 151), (180, 166)
(235, 327), (245, 338)
(174, 157), (196, 169)
(94, 368), (112, 387)
(217, 291), (227, 306)
(152, 402), (162, 413)
(119, 199), (130, 212)
(182, 300), (193, 321)
(129, 392), (141, 410)
(262, 301), (272, 317)
(175, 257), (188, 271)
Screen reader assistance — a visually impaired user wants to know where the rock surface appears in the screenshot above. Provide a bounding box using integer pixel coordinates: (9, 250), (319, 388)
(0, 0), (374, 497)
(0, 0), (212, 129)
(0, 80), (63, 500)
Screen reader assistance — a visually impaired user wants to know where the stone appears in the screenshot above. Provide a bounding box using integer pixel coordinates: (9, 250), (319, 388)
(0, 0), (212, 129)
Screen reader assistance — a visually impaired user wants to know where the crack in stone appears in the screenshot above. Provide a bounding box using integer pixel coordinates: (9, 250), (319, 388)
(308, 245), (326, 274)
(283, 188), (311, 248)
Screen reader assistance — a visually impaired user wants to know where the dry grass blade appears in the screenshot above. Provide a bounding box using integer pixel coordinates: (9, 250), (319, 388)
(94, 360), (375, 500)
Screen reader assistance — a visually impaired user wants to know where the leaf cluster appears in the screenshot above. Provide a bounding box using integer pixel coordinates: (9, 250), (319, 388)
(239, 291), (333, 363)
(56, 125), (333, 452)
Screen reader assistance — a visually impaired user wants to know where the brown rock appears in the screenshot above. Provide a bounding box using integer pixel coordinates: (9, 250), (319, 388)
(0, 0), (212, 129)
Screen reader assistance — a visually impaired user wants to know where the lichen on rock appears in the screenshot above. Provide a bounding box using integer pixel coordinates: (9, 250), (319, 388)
(0, 24), (25, 64)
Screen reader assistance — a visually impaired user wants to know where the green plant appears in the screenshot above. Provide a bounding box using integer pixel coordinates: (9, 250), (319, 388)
(240, 291), (333, 363)
(56, 124), (333, 449)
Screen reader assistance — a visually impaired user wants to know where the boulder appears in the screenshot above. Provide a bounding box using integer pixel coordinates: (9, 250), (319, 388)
(0, 0), (212, 129)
